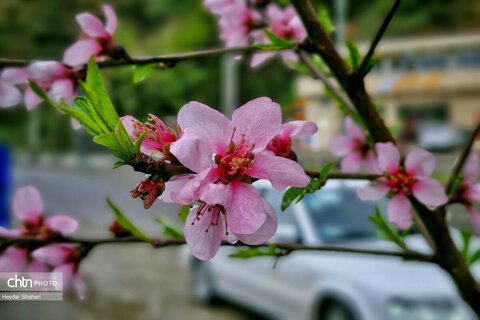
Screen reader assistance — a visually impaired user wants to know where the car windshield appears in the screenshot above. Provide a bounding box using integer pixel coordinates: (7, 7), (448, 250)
(303, 186), (388, 244)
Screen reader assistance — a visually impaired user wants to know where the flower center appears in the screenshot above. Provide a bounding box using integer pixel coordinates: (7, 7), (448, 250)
(215, 128), (255, 183)
(353, 139), (370, 157)
(192, 203), (229, 235)
(387, 168), (416, 195)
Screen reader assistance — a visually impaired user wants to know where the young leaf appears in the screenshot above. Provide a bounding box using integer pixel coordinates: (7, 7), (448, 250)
(28, 80), (50, 101)
(229, 245), (278, 259)
(133, 64), (157, 83)
(72, 97), (109, 134)
(319, 162), (333, 180)
(112, 160), (127, 169)
(93, 132), (129, 159)
(262, 29), (295, 49)
(134, 131), (147, 154)
(369, 207), (407, 250)
(468, 249), (480, 266)
(281, 187), (304, 211)
(114, 121), (135, 157)
(317, 7), (335, 36)
(106, 198), (151, 243)
(155, 216), (184, 238)
(178, 205), (191, 224)
(461, 230), (472, 258)
(346, 41), (361, 69)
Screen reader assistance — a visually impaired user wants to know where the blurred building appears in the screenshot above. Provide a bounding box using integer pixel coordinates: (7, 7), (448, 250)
(298, 33), (480, 151)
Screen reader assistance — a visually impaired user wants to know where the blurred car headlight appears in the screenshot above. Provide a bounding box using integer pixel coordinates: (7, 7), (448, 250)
(386, 298), (466, 320)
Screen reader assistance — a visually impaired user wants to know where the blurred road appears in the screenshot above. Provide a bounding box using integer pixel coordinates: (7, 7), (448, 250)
(0, 163), (258, 320)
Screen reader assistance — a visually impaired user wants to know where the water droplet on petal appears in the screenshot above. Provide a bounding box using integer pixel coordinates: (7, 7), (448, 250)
(197, 120), (205, 126)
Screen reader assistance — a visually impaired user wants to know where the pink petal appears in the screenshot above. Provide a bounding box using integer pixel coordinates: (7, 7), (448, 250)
(103, 4), (117, 35)
(28, 61), (65, 81)
(364, 151), (382, 174)
(73, 272), (86, 299)
(159, 174), (195, 203)
(280, 120), (318, 139)
(248, 151), (310, 190)
(329, 135), (354, 157)
(170, 128), (216, 173)
(54, 263), (75, 291)
(62, 40), (102, 67)
(76, 12), (108, 38)
(357, 178), (389, 201)
(50, 79), (76, 105)
(71, 119), (81, 130)
(0, 227), (22, 237)
(12, 186), (43, 223)
(28, 259), (48, 273)
(466, 184), (480, 203)
(0, 81), (21, 108)
(376, 142), (400, 173)
(235, 199), (277, 245)
(340, 152), (362, 173)
(463, 153), (479, 183)
(32, 244), (72, 266)
(467, 206), (480, 235)
(171, 167), (219, 205)
(231, 97), (282, 151)
(345, 117), (365, 141)
(405, 148), (435, 177)
(0, 247), (28, 272)
(412, 178), (448, 207)
(121, 115), (136, 136)
(184, 206), (223, 260)
(24, 86), (42, 110)
(1, 68), (29, 84)
(388, 195), (413, 229)
(225, 182), (267, 234)
(250, 52), (276, 68)
(176, 101), (230, 153)
(280, 50), (298, 65)
(45, 215), (79, 235)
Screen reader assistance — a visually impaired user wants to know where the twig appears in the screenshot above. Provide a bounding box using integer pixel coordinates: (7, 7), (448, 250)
(357, 0), (402, 76)
(0, 235), (435, 263)
(446, 122), (480, 193)
(306, 171), (381, 180)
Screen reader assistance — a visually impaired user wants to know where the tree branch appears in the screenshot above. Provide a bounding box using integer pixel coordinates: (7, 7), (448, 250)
(357, 0), (402, 76)
(446, 122), (480, 193)
(0, 235), (435, 263)
(306, 170), (381, 180)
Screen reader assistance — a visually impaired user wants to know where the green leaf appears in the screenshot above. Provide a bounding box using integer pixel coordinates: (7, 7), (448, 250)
(178, 205), (190, 224)
(133, 64), (157, 83)
(318, 7), (335, 35)
(28, 80), (49, 101)
(229, 245), (278, 259)
(83, 57), (120, 131)
(369, 207), (407, 250)
(114, 121), (135, 157)
(257, 29), (295, 50)
(93, 132), (129, 159)
(449, 174), (463, 196)
(461, 230), (472, 258)
(468, 249), (480, 265)
(112, 160), (127, 169)
(319, 162), (333, 180)
(106, 198), (151, 243)
(281, 187), (305, 211)
(155, 216), (184, 238)
(346, 41), (361, 69)
(72, 97), (109, 134)
(134, 131), (147, 154)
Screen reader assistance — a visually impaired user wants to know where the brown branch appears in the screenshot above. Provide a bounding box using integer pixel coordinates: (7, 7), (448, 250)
(0, 46), (258, 69)
(357, 0), (402, 76)
(0, 235), (435, 263)
(306, 170), (381, 180)
(446, 122), (480, 193)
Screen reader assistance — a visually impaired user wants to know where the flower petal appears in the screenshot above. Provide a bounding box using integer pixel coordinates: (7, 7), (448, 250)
(50, 79), (76, 105)
(24, 86), (42, 110)
(0, 247), (28, 272)
(280, 120), (318, 139)
(467, 206), (480, 235)
(0, 227), (22, 237)
(225, 182), (267, 234)
(248, 151), (310, 191)
(103, 4), (117, 35)
(357, 178), (389, 200)
(76, 12), (108, 38)
(345, 117), (365, 141)
(405, 148), (435, 177)
(235, 199), (277, 245)
(184, 207), (223, 260)
(231, 97), (282, 151)
(54, 263), (75, 291)
(159, 174), (195, 203)
(12, 186), (43, 223)
(28, 61), (64, 81)
(73, 272), (86, 299)
(340, 152), (362, 173)
(32, 244), (72, 266)
(28, 259), (48, 273)
(120, 115), (137, 137)
(0, 81), (21, 108)
(170, 128), (215, 173)
(412, 178), (448, 207)
(388, 195), (413, 229)
(62, 40), (102, 67)
(364, 151), (382, 174)
(463, 153), (479, 183)
(1, 68), (29, 84)
(329, 135), (354, 157)
(171, 167), (219, 205)
(250, 52), (276, 68)
(45, 215), (79, 236)
(376, 142), (400, 173)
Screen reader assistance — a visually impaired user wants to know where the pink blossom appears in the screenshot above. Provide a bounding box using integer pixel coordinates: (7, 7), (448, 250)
(0, 186), (78, 240)
(251, 4), (306, 67)
(25, 61), (79, 110)
(456, 153), (480, 233)
(121, 114), (177, 159)
(330, 117), (381, 174)
(163, 97), (310, 260)
(0, 68), (29, 108)
(266, 120), (317, 159)
(357, 143), (448, 229)
(32, 244), (85, 299)
(63, 4), (117, 66)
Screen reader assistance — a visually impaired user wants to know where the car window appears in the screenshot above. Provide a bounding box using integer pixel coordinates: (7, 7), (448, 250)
(262, 189), (295, 226)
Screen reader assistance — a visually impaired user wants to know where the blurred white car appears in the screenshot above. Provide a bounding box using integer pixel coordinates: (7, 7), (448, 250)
(190, 179), (478, 320)
(417, 122), (465, 152)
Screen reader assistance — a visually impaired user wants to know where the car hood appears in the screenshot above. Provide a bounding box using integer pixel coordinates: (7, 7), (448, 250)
(296, 236), (460, 298)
